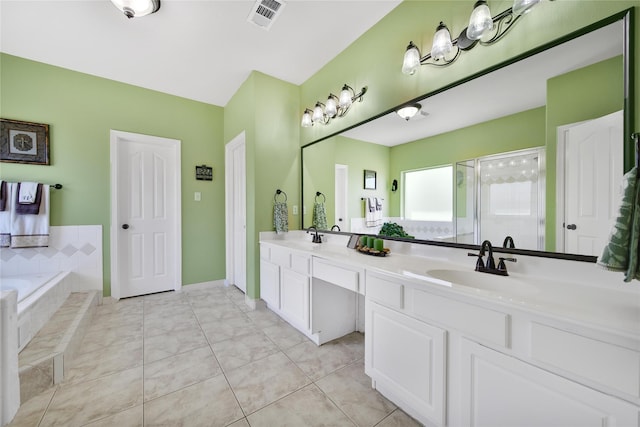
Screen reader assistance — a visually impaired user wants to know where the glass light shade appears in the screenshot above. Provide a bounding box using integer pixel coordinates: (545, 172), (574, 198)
(311, 104), (325, 123)
(466, 1), (493, 40)
(396, 104), (421, 121)
(402, 42), (421, 75)
(325, 96), (338, 118)
(512, 0), (540, 16)
(338, 87), (353, 109)
(301, 112), (312, 127)
(110, 0), (160, 18)
(431, 22), (453, 60)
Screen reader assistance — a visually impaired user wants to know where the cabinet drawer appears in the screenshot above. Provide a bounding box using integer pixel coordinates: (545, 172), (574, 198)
(270, 246), (291, 268)
(366, 272), (404, 310)
(530, 323), (640, 398)
(291, 253), (310, 276)
(312, 258), (359, 293)
(412, 290), (510, 348)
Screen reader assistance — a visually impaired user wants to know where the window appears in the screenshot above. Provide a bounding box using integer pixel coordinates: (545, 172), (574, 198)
(403, 165), (453, 221)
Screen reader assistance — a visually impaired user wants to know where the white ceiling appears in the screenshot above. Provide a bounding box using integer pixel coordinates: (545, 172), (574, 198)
(342, 21), (624, 146)
(0, 0), (401, 106)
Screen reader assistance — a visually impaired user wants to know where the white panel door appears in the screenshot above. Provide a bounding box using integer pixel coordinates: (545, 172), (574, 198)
(111, 131), (181, 299)
(564, 111), (623, 256)
(280, 268), (309, 331)
(259, 260), (280, 310)
(225, 133), (247, 294)
(459, 339), (638, 427)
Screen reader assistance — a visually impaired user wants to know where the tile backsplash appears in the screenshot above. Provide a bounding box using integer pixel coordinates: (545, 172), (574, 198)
(0, 225), (103, 293)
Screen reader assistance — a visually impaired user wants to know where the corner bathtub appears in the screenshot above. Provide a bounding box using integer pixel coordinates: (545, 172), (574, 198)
(0, 272), (71, 352)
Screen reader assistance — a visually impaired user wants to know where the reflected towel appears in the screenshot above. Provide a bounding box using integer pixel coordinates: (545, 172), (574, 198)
(597, 167), (640, 281)
(365, 198), (377, 227)
(312, 202), (327, 230)
(273, 201), (288, 234)
(11, 184), (49, 248)
(15, 183), (42, 215)
(18, 181), (38, 204)
(0, 183), (14, 247)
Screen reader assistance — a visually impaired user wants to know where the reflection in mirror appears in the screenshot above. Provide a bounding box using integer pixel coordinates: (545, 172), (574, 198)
(302, 15), (629, 260)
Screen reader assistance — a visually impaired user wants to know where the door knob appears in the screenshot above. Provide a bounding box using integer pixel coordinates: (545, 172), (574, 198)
(566, 224), (577, 230)
(122, 224), (130, 230)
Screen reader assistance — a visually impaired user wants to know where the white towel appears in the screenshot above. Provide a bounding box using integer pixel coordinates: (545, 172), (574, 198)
(11, 184), (49, 248)
(374, 197), (383, 225)
(365, 198), (377, 227)
(18, 182), (38, 204)
(0, 183), (14, 247)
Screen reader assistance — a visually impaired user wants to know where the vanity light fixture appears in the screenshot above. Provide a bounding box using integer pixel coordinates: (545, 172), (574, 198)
(396, 103), (422, 121)
(110, 0), (160, 18)
(401, 0), (542, 75)
(301, 84), (367, 127)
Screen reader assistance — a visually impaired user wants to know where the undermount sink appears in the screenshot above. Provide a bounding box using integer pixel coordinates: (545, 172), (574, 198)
(425, 269), (539, 297)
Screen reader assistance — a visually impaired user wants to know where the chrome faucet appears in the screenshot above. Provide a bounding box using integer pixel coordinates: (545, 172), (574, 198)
(307, 227), (322, 243)
(468, 239), (516, 276)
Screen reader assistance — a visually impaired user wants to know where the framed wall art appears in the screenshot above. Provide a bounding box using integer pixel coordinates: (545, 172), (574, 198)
(1, 118), (50, 165)
(364, 169), (377, 190)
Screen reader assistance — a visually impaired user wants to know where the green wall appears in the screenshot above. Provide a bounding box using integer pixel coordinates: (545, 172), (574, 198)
(0, 54), (225, 296)
(224, 71), (300, 300)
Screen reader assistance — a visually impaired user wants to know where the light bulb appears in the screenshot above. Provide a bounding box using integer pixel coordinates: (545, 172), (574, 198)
(431, 22), (453, 60)
(325, 96), (338, 118)
(512, 0), (540, 16)
(110, 0), (160, 18)
(301, 111), (312, 127)
(338, 86), (353, 109)
(466, 1), (493, 40)
(311, 103), (324, 123)
(402, 42), (421, 75)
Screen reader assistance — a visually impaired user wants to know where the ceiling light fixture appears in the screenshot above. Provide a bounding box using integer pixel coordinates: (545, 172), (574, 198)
(301, 84), (367, 127)
(401, 0), (542, 75)
(110, 0), (161, 19)
(396, 104), (422, 121)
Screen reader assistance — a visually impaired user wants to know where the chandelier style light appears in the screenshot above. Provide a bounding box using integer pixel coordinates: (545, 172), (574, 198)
(301, 84), (367, 127)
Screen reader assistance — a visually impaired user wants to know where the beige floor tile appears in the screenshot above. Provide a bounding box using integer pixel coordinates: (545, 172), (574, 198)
(226, 351), (310, 414)
(143, 345), (222, 401)
(84, 405), (143, 426)
(211, 330), (279, 372)
(226, 418), (250, 427)
(199, 314), (254, 344)
(143, 310), (200, 338)
(262, 321), (307, 350)
(143, 326), (208, 364)
(143, 302), (192, 320)
(6, 386), (55, 427)
(143, 375), (244, 427)
(285, 338), (361, 381)
(79, 322), (143, 354)
(39, 366), (143, 426)
(375, 409), (422, 427)
(247, 384), (355, 427)
(245, 307), (282, 328)
(192, 304), (247, 323)
(65, 339), (143, 384)
(316, 361), (396, 427)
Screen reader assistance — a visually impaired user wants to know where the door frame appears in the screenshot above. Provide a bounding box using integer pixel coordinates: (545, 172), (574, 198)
(225, 131), (247, 294)
(335, 164), (348, 232)
(110, 130), (182, 300)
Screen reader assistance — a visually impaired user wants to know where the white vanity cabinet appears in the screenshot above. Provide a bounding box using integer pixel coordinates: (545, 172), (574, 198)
(259, 243), (311, 332)
(460, 339), (639, 427)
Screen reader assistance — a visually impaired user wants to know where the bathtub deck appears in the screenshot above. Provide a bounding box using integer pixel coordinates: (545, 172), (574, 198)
(18, 291), (99, 404)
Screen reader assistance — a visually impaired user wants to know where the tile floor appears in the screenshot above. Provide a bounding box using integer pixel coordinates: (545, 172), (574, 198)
(9, 283), (421, 427)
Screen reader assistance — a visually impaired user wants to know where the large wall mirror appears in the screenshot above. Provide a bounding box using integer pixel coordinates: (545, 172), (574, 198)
(301, 9), (634, 262)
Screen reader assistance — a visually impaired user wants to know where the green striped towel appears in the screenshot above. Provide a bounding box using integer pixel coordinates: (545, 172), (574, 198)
(597, 166), (640, 281)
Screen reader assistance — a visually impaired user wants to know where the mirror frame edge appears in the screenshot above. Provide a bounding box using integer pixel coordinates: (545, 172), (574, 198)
(300, 8), (636, 264)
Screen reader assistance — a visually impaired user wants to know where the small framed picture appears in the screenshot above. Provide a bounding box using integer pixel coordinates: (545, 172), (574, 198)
(364, 169), (377, 190)
(0, 119), (50, 165)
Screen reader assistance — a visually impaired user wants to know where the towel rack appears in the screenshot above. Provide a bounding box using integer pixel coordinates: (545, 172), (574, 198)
(315, 192), (325, 203)
(361, 197), (384, 200)
(634, 132), (640, 167)
(274, 189), (287, 203)
(50, 184), (63, 189)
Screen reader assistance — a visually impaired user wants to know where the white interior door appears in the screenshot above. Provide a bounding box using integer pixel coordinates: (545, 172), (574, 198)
(335, 164), (348, 231)
(563, 111), (623, 256)
(225, 132), (247, 293)
(110, 130), (181, 300)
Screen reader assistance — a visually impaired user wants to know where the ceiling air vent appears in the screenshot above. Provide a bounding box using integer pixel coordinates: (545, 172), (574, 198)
(247, 0), (286, 30)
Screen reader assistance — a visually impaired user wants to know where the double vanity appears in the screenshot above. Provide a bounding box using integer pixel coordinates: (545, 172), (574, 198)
(259, 231), (640, 426)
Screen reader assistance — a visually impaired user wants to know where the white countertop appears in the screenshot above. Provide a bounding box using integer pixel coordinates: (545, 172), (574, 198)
(260, 234), (640, 344)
